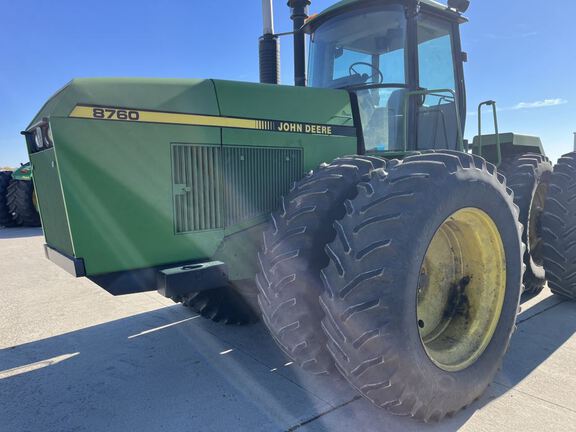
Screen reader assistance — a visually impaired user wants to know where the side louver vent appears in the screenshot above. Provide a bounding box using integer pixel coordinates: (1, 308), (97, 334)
(172, 144), (303, 233)
(172, 144), (223, 233)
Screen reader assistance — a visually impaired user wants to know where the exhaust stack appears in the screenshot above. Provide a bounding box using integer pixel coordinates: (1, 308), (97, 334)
(288, 0), (310, 86)
(259, 0), (280, 84)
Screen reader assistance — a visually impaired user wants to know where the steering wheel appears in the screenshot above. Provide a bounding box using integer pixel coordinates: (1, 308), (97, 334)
(348, 62), (384, 84)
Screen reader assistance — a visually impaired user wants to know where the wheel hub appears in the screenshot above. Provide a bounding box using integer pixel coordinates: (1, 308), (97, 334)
(417, 208), (507, 372)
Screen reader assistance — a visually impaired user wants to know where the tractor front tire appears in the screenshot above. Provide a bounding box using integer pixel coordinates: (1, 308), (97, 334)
(499, 153), (552, 295)
(7, 180), (41, 227)
(180, 282), (260, 325)
(542, 152), (576, 300)
(0, 172), (18, 227)
(320, 152), (523, 421)
(256, 156), (386, 375)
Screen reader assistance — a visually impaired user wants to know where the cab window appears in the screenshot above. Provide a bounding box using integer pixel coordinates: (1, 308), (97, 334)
(308, 5), (407, 89)
(416, 16), (459, 150)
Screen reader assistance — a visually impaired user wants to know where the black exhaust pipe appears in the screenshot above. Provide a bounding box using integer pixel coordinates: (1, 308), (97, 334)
(260, 0), (280, 84)
(288, 0), (310, 86)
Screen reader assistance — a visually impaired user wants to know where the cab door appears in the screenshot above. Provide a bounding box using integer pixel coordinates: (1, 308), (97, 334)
(415, 14), (463, 151)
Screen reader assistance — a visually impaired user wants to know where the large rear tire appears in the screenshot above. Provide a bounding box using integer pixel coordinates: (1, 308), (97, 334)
(256, 156), (386, 374)
(320, 152), (523, 421)
(542, 152), (576, 300)
(7, 180), (41, 227)
(0, 172), (18, 227)
(499, 153), (552, 295)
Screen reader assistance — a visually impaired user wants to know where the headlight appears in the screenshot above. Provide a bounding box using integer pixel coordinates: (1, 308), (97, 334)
(46, 124), (54, 145)
(27, 119), (53, 151)
(34, 127), (44, 149)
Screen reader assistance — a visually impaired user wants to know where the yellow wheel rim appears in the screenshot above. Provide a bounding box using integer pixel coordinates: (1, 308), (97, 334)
(417, 208), (506, 372)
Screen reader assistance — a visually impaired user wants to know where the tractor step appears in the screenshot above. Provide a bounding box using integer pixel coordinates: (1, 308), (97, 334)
(157, 261), (229, 300)
(44, 243), (229, 297)
(44, 244), (86, 277)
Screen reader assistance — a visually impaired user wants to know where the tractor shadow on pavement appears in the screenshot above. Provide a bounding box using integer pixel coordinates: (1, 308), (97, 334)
(1, 292), (575, 432)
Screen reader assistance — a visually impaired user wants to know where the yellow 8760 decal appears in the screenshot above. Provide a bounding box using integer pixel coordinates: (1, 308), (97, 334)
(92, 108), (140, 121)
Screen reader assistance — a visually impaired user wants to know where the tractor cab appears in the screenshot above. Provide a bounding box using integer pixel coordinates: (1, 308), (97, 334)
(305, 0), (467, 155)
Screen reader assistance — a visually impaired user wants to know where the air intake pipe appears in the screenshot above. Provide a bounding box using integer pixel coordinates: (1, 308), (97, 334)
(288, 0), (310, 86)
(259, 0), (280, 84)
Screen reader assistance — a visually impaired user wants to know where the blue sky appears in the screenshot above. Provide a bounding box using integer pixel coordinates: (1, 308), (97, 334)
(1, 0), (574, 166)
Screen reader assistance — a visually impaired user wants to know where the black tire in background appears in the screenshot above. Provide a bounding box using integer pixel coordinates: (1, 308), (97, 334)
(0, 172), (18, 227)
(320, 152), (523, 421)
(542, 152), (576, 300)
(7, 180), (41, 227)
(499, 153), (552, 295)
(256, 156), (386, 375)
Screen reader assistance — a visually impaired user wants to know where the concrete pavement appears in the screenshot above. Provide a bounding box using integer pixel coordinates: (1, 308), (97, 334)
(1, 228), (575, 432)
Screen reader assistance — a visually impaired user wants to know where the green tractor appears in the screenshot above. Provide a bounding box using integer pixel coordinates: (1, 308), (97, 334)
(21, 0), (576, 422)
(0, 163), (41, 228)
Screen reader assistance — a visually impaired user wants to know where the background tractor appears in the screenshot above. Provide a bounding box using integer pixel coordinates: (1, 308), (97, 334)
(0, 162), (41, 228)
(20, 0), (576, 423)
(0, 169), (15, 227)
(542, 149), (576, 301)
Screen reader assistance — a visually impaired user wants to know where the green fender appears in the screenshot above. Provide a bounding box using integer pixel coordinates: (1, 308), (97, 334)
(12, 162), (33, 181)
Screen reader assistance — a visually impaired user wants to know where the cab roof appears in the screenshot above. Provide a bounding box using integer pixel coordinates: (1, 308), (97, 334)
(304, 0), (467, 32)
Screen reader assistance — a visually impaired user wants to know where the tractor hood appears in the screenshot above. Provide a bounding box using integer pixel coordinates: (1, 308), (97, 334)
(28, 78), (354, 131)
(28, 78), (220, 129)
(25, 78), (357, 279)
